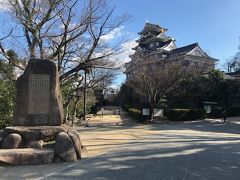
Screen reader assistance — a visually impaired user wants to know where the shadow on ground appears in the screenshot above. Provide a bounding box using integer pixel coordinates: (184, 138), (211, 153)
(1, 114), (240, 180)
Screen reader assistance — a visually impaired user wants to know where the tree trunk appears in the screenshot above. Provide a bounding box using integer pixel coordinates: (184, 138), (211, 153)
(64, 104), (70, 123)
(149, 104), (154, 122)
(73, 97), (79, 126)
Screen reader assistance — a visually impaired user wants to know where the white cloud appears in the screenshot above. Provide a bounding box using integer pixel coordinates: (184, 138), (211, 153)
(0, 0), (10, 11)
(92, 25), (137, 68)
(115, 39), (137, 67)
(58, 23), (77, 30)
(101, 26), (124, 42)
(109, 84), (119, 90)
(108, 39), (137, 87)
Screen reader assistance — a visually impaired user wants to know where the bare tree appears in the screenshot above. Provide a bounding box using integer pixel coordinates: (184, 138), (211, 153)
(224, 39), (240, 73)
(127, 62), (191, 119)
(61, 66), (115, 124)
(225, 57), (240, 73)
(0, 0), (129, 81)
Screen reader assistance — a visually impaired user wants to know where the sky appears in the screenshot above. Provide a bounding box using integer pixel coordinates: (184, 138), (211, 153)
(0, 0), (240, 88)
(110, 0), (240, 87)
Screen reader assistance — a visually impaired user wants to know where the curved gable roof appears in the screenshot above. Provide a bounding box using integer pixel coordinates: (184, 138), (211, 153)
(170, 43), (198, 55)
(170, 43), (217, 60)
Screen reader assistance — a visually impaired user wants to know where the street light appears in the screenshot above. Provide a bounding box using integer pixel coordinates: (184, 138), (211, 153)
(83, 64), (87, 121)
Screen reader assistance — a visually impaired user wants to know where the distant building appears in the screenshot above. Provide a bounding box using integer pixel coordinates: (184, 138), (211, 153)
(125, 23), (217, 79)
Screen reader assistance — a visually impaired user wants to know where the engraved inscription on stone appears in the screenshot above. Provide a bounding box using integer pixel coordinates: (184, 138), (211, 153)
(28, 74), (50, 114)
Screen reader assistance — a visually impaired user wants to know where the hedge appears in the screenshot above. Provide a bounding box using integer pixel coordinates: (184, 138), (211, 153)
(209, 107), (240, 118)
(165, 109), (205, 121)
(226, 107), (240, 117)
(123, 105), (142, 121)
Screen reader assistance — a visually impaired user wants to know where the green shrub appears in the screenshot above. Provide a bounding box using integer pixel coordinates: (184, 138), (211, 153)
(128, 108), (142, 121)
(227, 107), (240, 117)
(165, 109), (205, 121)
(123, 106), (142, 121)
(207, 107), (240, 118)
(123, 105), (131, 111)
(0, 81), (15, 129)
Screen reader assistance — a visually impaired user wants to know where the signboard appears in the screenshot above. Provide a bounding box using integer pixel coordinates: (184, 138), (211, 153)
(153, 108), (163, 117)
(142, 108), (150, 116)
(204, 105), (212, 114)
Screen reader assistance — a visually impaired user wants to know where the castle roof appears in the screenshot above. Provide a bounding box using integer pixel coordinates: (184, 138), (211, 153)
(170, 43), (198, 55)
(132, 39), (174, 51)
(161, 40), (174, 49)
(138, 23), (167, 35)
(170, 43), (217, 61)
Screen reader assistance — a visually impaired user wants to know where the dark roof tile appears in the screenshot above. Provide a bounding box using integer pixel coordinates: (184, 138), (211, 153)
(170, 43), (198, 55)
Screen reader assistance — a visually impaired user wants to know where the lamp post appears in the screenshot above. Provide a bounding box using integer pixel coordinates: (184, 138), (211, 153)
(83, 64), (87, 121)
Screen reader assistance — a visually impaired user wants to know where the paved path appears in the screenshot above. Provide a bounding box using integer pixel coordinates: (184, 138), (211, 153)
(1, 116), (240, 180)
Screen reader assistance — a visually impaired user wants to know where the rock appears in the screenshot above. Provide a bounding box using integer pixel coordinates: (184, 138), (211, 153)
(4, 127), (41, 142)
(0, 130), (5, 144)
(4, 126), (69, 141)
(53, 156), (63, 163)
(13, 59), (64, 126)
(0, 148), (54, 165)
(68, 130), (82, 159)
(54, 132), (77, 162)
(23, 140), (44, 149)
(0, 130), (4, 135)
(1, 133), (22, 149)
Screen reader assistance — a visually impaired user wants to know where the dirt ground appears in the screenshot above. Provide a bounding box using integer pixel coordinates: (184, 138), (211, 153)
(1, 114), (240, 179)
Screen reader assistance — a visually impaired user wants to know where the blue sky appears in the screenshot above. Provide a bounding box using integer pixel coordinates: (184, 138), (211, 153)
(0, 0), (239, 88)
(111, 0), (240, 87)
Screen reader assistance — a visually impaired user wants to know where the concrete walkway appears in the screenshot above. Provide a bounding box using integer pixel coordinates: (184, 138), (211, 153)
(1, 115), (240, 180)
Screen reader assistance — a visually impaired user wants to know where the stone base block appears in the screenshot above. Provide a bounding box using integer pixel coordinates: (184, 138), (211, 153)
(23, 140), (44, 149)
(1, 133), (22, 149)
(0, 148), (54, 165)
(54, 132), (77, 162)
(0, 130), (4, 144)
(4, 125), (69, 141)
(68, 130), (82, 159)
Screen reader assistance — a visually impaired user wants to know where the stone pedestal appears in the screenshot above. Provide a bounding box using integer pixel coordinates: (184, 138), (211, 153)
(4, 126), (68, 142)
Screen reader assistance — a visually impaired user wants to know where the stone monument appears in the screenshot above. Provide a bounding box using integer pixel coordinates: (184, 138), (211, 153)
(13, 59), (64, 126)
(0, 59), (83, 165)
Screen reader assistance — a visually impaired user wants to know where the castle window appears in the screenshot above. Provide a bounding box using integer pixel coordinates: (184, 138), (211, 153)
(150, 43), (153, 48)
